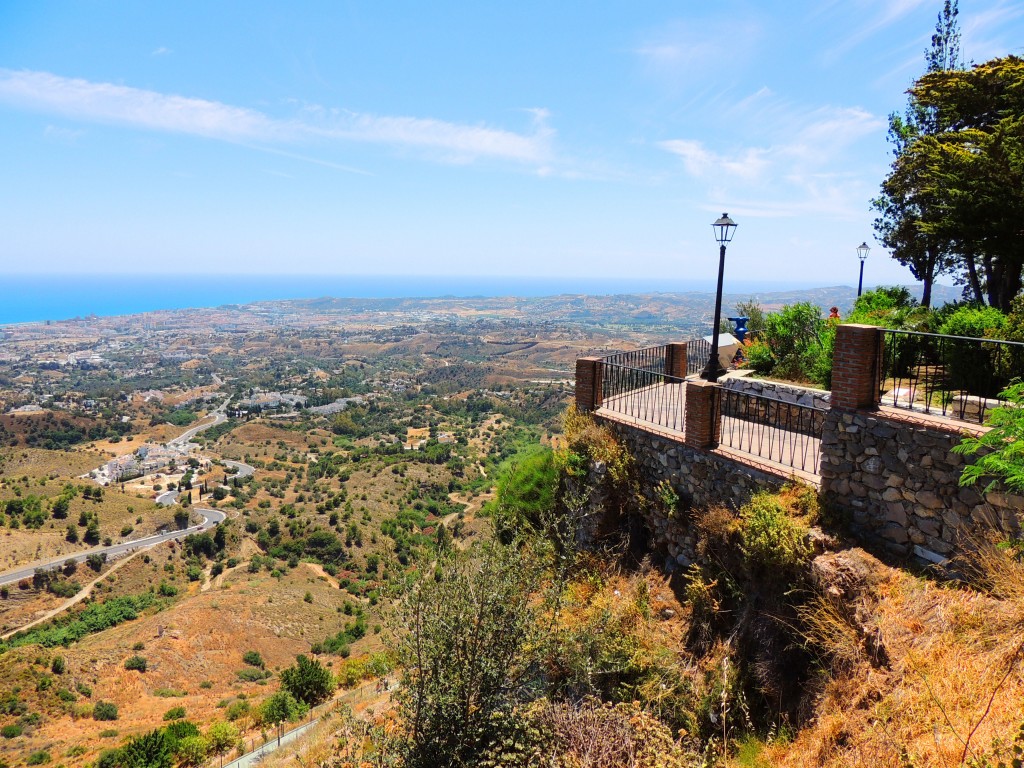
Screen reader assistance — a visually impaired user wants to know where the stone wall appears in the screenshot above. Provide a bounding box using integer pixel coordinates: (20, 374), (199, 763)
(600, 416), (791, 569)
(720, 374), (831, 411)
(819, 408), (1023, 561)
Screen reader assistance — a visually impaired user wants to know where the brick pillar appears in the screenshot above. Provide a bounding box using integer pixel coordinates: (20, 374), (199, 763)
(684, 379), (721, 449)
(831, 324), (883, 411)
(665, 342), (689, 379)
(575, 357), (603, 412)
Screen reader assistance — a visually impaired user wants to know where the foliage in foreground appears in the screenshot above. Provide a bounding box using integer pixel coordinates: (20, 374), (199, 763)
(954, 381), (1024, 493)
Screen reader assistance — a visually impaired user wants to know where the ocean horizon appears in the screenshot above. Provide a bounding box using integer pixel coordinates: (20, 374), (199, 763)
(0, 274), (843, 326)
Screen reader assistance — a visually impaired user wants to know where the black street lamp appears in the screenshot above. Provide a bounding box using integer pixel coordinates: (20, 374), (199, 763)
(856, 241), (870, 297)
(700, 213), (737, 382)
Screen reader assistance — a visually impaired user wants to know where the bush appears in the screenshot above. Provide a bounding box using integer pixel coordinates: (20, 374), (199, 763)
(939, 304), (1008, 396)
(258, 691), (307, 725)
(1, 724), (22, 738)
(26, 751), (50, 765)
(163, 706), (186, 721)
(741, 493), (810, 575)
(242, 651), (265, 668)
(50, 656), (66, 675)
(225, 700), (250, 721)
(279, 655), (334, 706)
(124, 655), (148, 672)
(93, 701), (119, 721)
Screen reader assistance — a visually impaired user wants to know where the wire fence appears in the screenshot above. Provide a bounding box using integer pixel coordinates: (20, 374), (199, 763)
(878, 329), (1024, 424)
(719, 389), (826, 474)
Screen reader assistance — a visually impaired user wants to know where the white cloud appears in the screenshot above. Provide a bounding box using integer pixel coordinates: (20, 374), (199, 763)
(151, 47), (172, 57)
(662, 104), (885, 220)
(0, 69), (553, 165)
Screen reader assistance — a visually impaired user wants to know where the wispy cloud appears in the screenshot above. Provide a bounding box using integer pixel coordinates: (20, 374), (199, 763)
(0, 69), (554, 166)
(151, 47), (172, 57)
(660, 104), (885, 219)
(824, 0), (930, 63)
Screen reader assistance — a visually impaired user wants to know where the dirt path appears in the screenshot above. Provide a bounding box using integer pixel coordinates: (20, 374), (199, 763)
(1, 549), (145, 640)
(302, 561), (340, 589)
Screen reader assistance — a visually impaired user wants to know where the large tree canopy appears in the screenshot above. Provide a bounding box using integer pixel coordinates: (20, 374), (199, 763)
(872, 0), (963, 309)
(908, 56), (1024, 312)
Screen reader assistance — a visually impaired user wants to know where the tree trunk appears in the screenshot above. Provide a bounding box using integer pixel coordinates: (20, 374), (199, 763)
(965, 253), (984, 304)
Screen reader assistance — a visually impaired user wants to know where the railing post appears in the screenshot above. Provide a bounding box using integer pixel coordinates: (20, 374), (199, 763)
(831, 324), (883, 411)
(684, 379), (721, 449)
(665, 342), (689, 379)
(575, 357), (603, 412)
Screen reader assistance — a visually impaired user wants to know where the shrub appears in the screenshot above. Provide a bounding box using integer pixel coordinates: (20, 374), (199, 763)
(225, 700), (250, 721)
(158, 581), (178, 597)
(1, 724), (22, 738)
(205, 721), (238, 755)
(124, 655), (148, 672)
(163, 706), (186, 721)
(242, 651), (264, 668)
(26, 751), (50, 765)
(279, 655), (334, 705)
(236, 668), (271, 682)
(93, 701), (119, 721)
(50, 656), (65, 675)
(258, 691), (307, 725)
(939, 304), (1009, 396)
(741, 493), (810, 575)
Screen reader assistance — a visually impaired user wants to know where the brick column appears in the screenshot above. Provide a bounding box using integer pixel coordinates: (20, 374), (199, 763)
(684, 379), (721, 449)
(831, 324), (883, 411)
(665, 342), (689, 379)
(575, 357), (603, 412)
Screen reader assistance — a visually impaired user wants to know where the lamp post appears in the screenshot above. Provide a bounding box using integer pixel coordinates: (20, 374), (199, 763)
(856, 241), (870, 297)
(700, 213), (737, 382)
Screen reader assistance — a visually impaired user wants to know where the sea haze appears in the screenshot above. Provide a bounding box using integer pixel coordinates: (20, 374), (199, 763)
(1, 274), (836, 325)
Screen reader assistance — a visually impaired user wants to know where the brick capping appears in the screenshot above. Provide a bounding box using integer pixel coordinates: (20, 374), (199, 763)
(684, 379), (721, 449)
(830, 324), (883, 411)
(665, 342), (689, 379)
(575, 357), (602, 412)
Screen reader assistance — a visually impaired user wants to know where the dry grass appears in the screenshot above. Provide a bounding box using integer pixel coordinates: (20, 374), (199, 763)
(768, 564), (1024, 768)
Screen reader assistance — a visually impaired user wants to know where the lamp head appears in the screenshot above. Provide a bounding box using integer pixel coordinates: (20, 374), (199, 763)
(713, 213), (737, 245)
(857, 241), (870, 262)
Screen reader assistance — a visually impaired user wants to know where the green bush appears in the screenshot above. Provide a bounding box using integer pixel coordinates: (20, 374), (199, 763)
(258, 691), (307, 725)
(163, 706), (186, 721)
(1, 724), (22, 738)
(225, 700), (250, 721)
(26, 751), (50, 765)
(124, 655), (148, 672)
(939, 304), (1008, 396)
(242, 650), (265, 668)
(93, 701), (119, 721)
(741, 493), (810, 575)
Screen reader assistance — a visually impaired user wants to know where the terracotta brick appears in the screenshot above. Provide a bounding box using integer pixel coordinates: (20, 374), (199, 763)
(685, 379), (721, 448)
(665, 342), (689, 379)
(832, 324), (882, 410)
(575, 357), (602, 411)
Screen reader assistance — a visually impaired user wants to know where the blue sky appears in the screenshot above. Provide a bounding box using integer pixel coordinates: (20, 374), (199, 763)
(1, 1), (1022, 288)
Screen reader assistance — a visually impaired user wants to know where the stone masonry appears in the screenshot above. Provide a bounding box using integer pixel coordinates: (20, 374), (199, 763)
(819, 408), (1023, 558)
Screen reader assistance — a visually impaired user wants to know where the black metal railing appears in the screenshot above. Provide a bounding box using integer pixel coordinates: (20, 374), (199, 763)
(687, 338), (711, 376)
(600, 344), (668, 376)
(719, 389), (826, 474)
(878, 329), (1024, 424)
(600, 362), (686, 432)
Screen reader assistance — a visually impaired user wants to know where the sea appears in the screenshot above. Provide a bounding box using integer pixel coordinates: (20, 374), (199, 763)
(0, 274), (829, 326)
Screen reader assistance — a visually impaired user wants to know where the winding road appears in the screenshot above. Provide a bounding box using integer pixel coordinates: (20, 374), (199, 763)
(0, 506), (226, 588)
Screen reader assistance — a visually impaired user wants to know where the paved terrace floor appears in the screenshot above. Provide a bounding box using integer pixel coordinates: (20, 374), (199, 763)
(598, 380), (822, 486)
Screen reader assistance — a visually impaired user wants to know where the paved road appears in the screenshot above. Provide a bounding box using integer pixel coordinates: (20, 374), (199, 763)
(168, 403), (228, 450)
(0, 506), (226, 587)
(224, 459), (254, 479)
(155, 490), (179, 506)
